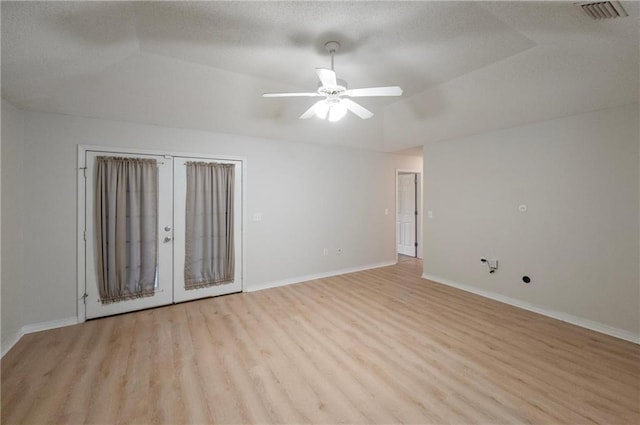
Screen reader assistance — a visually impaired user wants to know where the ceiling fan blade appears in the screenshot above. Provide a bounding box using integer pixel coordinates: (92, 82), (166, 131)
(299, 100), (326, 119)
(344, 86), (403, 97)
(342, 99), (374, 119)
(263, 92), (320, 97)
(316, 68), (337, 88)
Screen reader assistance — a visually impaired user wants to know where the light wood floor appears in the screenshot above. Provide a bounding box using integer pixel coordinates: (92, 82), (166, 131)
(2, 258), (639, 424)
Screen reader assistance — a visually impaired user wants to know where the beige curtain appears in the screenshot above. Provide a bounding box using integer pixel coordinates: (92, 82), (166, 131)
(185, 162), (235, 289)
(94, 157), (158, 304)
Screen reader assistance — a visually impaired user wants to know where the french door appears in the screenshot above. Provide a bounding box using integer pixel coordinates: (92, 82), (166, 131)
(172, 157), (242, 303)
(84, 150), (243, 319)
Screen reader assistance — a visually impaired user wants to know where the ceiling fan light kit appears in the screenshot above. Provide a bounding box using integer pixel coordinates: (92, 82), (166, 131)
(263, 41), (403, 122)
(326, 101), (347, 122)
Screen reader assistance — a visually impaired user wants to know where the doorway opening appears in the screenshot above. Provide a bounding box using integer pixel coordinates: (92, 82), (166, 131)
(396, 170), (422, 260)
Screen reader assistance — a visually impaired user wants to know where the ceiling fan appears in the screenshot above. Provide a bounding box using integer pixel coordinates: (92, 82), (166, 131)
(262, 41), (403, 122)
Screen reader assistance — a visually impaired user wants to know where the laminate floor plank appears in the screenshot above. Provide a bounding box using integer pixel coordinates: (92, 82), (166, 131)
(2, 258), (639, 424)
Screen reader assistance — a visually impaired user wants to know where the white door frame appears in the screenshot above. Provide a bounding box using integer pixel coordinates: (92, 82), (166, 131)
(395, 168), (423, 260)
(76, 145), (247, 323)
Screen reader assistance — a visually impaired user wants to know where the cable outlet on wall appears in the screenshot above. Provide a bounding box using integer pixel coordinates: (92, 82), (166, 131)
(336, 248), (342, 255)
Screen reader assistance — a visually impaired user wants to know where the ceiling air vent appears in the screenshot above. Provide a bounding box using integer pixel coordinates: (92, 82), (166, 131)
(577, 1), (628, 19)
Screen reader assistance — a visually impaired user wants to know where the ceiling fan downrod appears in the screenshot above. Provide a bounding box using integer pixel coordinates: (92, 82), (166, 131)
(324, 41), (340, 71)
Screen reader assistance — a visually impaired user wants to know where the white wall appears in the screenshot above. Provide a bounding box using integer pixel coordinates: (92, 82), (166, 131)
(13, 110), (420, 328)
(1, 100), (25, 351)
(423, 104), (640, 341)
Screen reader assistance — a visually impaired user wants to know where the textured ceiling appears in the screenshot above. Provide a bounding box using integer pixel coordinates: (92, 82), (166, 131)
(2, 1), (638, 152)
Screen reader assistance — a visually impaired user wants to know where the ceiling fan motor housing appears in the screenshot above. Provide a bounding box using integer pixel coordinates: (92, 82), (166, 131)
(318, 79), (347, 96)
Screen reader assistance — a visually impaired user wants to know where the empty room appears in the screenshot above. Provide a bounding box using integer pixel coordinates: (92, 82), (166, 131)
(1, 1), (639, 424)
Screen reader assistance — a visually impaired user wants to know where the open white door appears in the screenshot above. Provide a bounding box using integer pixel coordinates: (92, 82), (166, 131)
(397, 172), (417, 257)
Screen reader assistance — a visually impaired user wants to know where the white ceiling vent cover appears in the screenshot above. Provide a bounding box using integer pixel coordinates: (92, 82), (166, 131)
(577, 1), (629, 19)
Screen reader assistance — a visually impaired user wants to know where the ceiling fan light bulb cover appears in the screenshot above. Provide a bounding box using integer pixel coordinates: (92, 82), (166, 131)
(315, 102), (330, 119)
(328, 103), (347, 122)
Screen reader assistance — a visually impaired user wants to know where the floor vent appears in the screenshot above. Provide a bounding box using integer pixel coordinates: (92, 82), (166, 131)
(577, 1), (629, 19)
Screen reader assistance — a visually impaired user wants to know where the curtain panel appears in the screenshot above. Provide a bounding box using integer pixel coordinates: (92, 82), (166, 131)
(94, 156), (158, 304)
(184, 162), (235, 289)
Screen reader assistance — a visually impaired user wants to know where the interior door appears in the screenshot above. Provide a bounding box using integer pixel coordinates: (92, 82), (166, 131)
(172, 157), (243, 303)
(84, 151), (174, 319)
(397, 173), (417, 257)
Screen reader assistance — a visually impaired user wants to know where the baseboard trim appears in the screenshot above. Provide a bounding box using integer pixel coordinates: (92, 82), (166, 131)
(422, 273), (640, 345)
(1, 330), (24, 358)
(246, 261), (397, 293)
(21, 317), (79, 335)
(1, 316), (79, 358)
